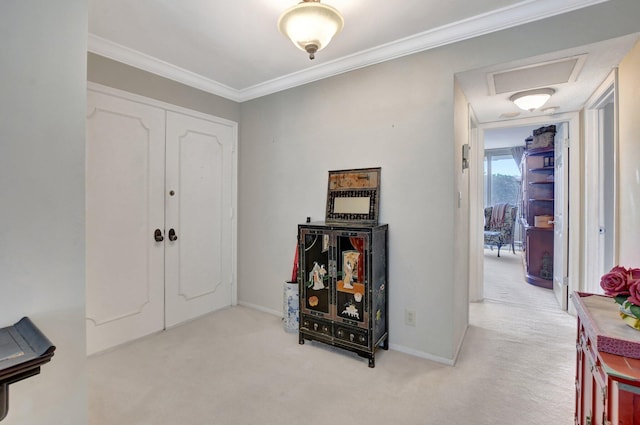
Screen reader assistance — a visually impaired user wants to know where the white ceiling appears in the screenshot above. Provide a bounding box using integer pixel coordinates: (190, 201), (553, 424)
(456, 33), (640, 123)
(88, 0), (637, 121)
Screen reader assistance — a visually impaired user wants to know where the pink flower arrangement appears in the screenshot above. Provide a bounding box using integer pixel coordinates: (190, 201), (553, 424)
(600, 266), (640, 317)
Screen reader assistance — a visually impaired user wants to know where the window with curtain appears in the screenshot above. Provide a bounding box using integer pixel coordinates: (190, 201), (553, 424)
(484, 148), (521, 207)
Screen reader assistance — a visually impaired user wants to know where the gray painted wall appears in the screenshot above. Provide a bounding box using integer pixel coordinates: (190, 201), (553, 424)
(0, 1), (88, 424)
(238, 52), (459, 361)
(618, 40), (640, 266)
(82, 0), (640, 364)
(237, 0), (640, 362)
(1, 1), (638, 423)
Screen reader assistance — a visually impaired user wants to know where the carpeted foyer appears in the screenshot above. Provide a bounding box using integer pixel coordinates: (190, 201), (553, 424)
(88, 248), (576, 425)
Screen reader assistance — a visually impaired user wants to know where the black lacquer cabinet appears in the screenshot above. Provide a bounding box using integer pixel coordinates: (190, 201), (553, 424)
(298, 221), (388, 367)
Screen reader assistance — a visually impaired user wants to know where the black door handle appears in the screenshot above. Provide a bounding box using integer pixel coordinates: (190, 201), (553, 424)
(154, 229), (164, 242)
(168, 228), (178, 241)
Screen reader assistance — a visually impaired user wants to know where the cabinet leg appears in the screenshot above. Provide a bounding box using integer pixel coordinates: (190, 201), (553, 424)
(299, 333), (305, 345)
(381, 337), (389, 350)
(368, 356), (375, 368)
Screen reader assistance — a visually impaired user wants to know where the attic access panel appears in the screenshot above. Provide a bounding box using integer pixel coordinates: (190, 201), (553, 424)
(325, 167), (380, 224)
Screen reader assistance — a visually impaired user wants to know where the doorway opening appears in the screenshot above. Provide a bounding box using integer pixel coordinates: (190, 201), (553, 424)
(481, 124), (558, 310)
(474, 114), (579, 311)
(483, 127), (530, 254)
(458, 35), (635, 315)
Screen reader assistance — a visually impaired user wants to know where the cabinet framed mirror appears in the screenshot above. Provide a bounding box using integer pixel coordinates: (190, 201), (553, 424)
(325, 167), (380, 224)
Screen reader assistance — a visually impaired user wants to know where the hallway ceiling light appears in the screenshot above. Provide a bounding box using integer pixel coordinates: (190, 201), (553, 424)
(278, 0), (344, 60)
(510, 88), (555, 112)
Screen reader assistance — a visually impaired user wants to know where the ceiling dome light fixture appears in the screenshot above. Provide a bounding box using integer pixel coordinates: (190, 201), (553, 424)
(278, 0), (344, 60)
(510, 88), (556, 112)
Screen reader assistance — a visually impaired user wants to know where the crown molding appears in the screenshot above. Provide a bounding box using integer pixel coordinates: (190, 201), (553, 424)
(88, 34), (243, 102)
(88, 0), (609, 103)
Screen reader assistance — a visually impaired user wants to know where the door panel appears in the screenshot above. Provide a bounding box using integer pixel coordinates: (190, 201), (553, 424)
(86, 91), (165, 355)
(165, 111), (235, 327)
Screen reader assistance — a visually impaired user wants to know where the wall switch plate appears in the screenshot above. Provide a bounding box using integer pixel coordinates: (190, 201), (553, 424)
(405, 309), (416, 326)
(462, 143), (470, 170)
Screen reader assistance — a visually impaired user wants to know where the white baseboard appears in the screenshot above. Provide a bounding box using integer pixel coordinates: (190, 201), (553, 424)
(238, 301), (460, 366)
(451, 324), (469, 365)
(388, 343), (456, 366)
(238, 301), (282, 318)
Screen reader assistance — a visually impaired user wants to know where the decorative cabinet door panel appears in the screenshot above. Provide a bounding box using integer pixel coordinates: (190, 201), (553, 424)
(164, 111), (235, 328)
(86, 90), (166, 355)
(335, 233), (368, 328)
(300, 229), (331, 318)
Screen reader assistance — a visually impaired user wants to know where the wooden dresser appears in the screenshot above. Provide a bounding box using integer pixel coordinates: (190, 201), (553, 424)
(573, 292), (640, 425)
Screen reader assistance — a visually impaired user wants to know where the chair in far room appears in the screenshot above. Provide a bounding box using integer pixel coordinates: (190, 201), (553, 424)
(483, 204), (517, 257)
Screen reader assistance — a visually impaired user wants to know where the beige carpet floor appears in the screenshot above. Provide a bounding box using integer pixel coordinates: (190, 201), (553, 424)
(483, 247), (560, 311)
(88, 250), (576, 425)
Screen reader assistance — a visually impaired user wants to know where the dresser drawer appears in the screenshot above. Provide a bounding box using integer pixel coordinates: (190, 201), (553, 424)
(335, 325), (368, 347)
(301, 315), (333, 338)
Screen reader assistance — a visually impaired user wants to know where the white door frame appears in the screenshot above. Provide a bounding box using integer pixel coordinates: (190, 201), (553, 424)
(468, 107), (483, 302)
(583, 69), (619, 293)
(553, 123), (570, 310)
(471, 112), (580, 309)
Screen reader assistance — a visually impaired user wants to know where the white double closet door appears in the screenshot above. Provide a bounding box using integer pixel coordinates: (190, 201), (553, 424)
(86, 86), (237, 355)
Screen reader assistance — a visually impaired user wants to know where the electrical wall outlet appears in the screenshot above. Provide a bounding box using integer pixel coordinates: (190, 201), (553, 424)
(405, 308), (416, 326)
